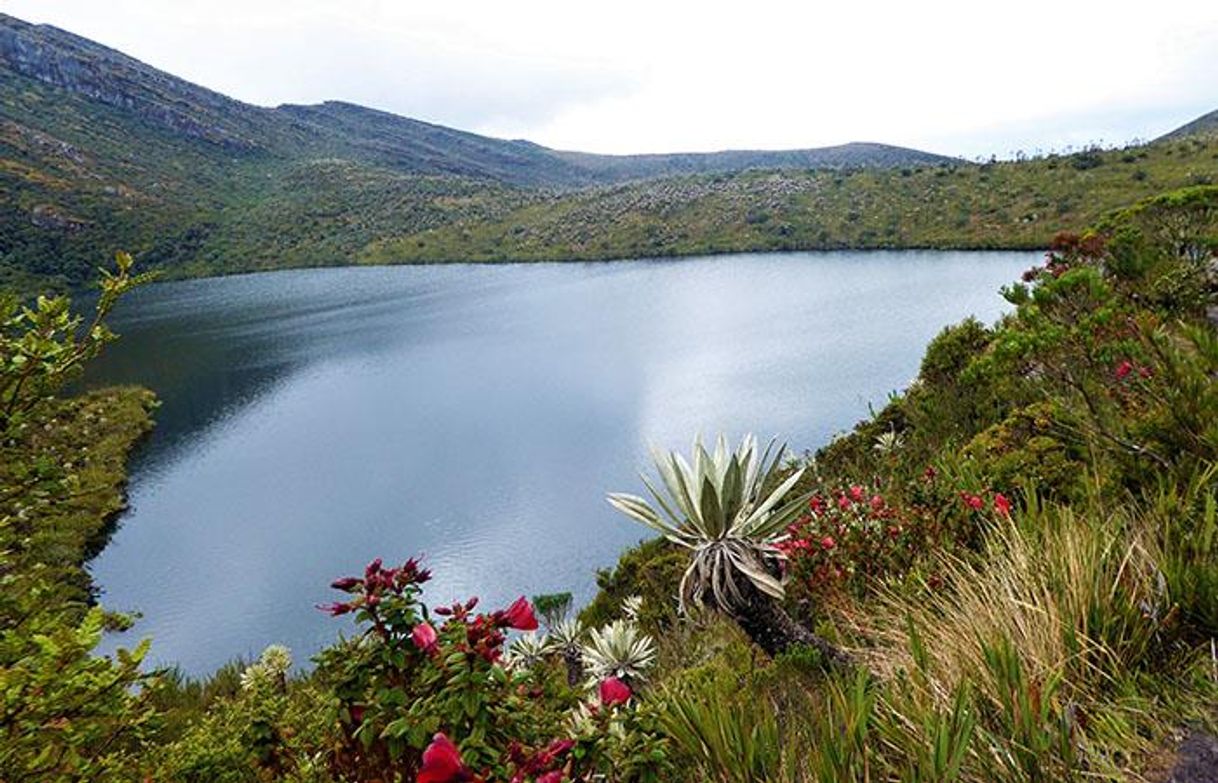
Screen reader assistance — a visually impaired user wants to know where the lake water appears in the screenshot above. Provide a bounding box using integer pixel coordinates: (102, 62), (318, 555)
(85, 251), (1037, 674)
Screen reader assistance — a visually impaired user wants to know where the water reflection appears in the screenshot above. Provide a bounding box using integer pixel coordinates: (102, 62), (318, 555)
(84, 251), (1036, 674)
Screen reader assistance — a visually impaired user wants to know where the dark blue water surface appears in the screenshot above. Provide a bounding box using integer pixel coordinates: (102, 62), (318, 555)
(85, 251), (1036, 674)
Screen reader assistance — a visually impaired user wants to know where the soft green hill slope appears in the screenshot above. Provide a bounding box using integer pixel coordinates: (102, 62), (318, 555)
(364, 137), (1218, 263)
(1, 12), (966, 289)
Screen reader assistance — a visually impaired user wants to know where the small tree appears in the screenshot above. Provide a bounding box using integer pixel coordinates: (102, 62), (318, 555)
(1, 253), (156, 782)
(0, 251), (146, 434)
(607, 434), (848, 663)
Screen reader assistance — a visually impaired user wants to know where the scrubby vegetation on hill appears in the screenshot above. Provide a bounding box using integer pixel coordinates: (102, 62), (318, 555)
(0, 12), (963, 292)
(2, 185), (1216, 781)
(363, 137), (1218, 264)
(5, 12), (1218, 294)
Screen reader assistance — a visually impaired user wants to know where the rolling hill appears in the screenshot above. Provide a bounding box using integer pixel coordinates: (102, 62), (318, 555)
(1, 11), (1216, 291)
(0, 12), (957, 289)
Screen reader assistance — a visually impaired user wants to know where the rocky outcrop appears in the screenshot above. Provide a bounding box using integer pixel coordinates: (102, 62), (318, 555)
(0, 11), (963, 186)
(0, 13), (263, 151)
(29, 203), (88, 232)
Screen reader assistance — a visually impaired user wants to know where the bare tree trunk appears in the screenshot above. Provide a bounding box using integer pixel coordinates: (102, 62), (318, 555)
(734, 582), (851, 666)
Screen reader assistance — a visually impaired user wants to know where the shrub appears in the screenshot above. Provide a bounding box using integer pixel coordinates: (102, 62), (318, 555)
(311, 556), (669, 782)
(961, 403), (1084, 500)
(0, 591), (157, 782)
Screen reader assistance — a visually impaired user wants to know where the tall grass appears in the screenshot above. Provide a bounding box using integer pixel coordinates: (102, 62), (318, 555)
(867, 503), (1163, 695)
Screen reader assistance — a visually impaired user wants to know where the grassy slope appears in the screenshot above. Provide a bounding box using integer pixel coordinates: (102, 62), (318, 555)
(0, 66), (543, 290)
(577, 187), (1218, 780)
(0, 386), (156, 606)
(364, 136), (1218, 263)
(4, 23), (1218, 293)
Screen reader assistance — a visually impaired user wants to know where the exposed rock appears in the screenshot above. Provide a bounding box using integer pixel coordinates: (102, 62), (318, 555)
(29, 203), (88, 232)
(0, 13), (262, 151)
(0, 11), (959, 186)
(0, 120), (89, 165)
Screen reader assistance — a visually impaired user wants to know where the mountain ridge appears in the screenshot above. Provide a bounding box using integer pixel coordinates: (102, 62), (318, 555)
(2, 11), (1216, 291)
(0, 12), (958, 187)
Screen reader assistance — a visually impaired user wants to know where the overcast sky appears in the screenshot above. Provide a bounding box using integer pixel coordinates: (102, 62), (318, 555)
(4, 0), (1217, 158)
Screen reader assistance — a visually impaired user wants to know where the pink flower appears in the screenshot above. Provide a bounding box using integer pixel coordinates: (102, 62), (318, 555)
(1115, 360), (1133, 380)
(317, 601), (353, 616)
(820, 536), (837, 551)
(418, 733), (472, 783)
(599, 676), (632, 707)
(849, 485), (865, 502)
(961, 492), (984, 511)
(497, 597), (539, 631)
(412, 621), (439, 654)
(537, 773), (564, 783)
(993, 493), (1012, 517)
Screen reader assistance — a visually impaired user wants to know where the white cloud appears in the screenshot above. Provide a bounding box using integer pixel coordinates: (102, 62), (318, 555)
(4, 0), (1217, 156)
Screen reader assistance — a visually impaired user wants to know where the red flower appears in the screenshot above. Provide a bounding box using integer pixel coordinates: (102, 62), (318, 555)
(820, 536), (837, 551)
(537, 773), (564, 783)
(330, 576), (361, 591)
(993, 493), (1012, 517)
(961, 492), (984, 511)
(497, 597), (539, 631)
(545, 739), (576, 757)
(317, 601), (353, 616)
(599, 676), (632, 706)
(848, 484), (865, 502)
(418, 733), (472, 783)
(412, 621), (439, 654)
(1115, 360), (1133, 380)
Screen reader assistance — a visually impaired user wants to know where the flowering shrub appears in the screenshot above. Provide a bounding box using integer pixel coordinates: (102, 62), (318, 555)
(779, 484), (918, 597)
(780, 475), (1021, 603)
(312, 556), (668, 782)
(958, 489), (1011, 517)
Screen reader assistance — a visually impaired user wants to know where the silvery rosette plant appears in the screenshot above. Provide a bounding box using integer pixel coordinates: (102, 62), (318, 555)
(608, 434), (848, 662)
(580, 619), (657, 686)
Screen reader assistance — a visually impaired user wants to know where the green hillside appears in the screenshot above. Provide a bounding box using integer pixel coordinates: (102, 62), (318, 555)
(363, 135), (1218, 263)
(0, 12), (971, 292)
(2, 12), (1217, 295)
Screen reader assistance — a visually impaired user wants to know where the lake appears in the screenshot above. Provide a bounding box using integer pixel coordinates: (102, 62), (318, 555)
(85, 250), (1038, 674)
